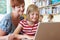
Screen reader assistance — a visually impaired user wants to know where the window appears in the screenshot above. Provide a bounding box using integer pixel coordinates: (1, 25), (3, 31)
(0, 0), (10, 14)
(0, 0), (7, 14)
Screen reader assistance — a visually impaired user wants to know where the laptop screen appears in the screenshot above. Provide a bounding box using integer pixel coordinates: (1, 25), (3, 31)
(34, 22), (60, 40)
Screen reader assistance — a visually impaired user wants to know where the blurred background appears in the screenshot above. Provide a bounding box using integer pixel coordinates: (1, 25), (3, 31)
(0, 0), (60, 22)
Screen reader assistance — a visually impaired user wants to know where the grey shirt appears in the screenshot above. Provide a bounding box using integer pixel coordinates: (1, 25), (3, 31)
(0, 13), (24, 34)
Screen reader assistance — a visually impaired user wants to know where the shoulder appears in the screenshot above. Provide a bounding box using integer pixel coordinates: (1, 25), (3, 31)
(4, 13), (11, 19)
(0, 13), (12, 33)
(19, 20), (28, 26)
(20, 20), (27, 24)
(0, 13), (11, 27)
(0, 13), (11, 21)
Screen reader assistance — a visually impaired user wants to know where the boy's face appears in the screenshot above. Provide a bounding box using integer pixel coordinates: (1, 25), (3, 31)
(29, 11), (39, 22)
(39, 17), (43, 21)
(12, 3), (25, 19)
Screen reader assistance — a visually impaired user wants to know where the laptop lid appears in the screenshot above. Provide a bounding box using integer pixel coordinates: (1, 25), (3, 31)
(34, 22), (60, 40)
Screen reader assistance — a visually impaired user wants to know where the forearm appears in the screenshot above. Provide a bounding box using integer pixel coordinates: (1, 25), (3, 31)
(13, 27), (22, 34)
(0, 36), (8, 40)
(15, 34), (34, 40)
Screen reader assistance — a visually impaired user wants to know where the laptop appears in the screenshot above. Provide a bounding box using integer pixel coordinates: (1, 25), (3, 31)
(34, 22), (60, 40)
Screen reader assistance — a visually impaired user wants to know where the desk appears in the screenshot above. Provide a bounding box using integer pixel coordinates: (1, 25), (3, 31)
(15, 34), (34, 40)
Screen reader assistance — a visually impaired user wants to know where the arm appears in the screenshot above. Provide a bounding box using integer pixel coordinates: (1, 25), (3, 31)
(0, 18), (9, 36)
(0, 29), (7, 36)
(13, 24), (22, 34)
(13, 23), (34, 39)
(0, 29), (13, 40)
(0, 15), (15, 40)
(0, 33), (17, 40)
(0, 35), (8, 40)
(0, 29), (7, 40)
(0, 29), (18, 40)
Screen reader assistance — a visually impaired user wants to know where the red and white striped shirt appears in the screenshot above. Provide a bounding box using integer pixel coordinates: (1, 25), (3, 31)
(19, 20), (38, 36)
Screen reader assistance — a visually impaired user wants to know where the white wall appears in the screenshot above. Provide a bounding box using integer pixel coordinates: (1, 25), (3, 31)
(53, 15), (60, 22)
(24, 0), (34, 13)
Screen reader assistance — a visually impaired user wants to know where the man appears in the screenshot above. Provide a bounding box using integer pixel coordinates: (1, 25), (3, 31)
(0, 0), (25, 40)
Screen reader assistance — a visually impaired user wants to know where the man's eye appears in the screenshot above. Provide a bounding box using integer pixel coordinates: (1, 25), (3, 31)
(17, 6), (20, 8)
(22, 6), (24, 8)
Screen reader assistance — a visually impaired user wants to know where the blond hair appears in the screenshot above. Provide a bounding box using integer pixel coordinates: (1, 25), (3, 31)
(26, 4), (40, 22)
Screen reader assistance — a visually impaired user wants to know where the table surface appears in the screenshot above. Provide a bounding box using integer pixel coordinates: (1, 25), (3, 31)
(15, 34), (34, 40)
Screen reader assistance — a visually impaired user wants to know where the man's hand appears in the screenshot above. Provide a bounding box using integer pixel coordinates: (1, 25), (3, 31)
(7, 34), (20, 40)
(7, 34), (15, 40)
(15, 34), (34, 40)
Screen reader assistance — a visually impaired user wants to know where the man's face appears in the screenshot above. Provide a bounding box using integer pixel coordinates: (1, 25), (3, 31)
(12, 3), (25, 19)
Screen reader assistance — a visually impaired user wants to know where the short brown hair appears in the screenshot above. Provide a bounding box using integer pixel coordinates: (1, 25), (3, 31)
(40, 15), (43, 18)
(49, 14), (53, 19)
(10, 0), (25, 8)
(26, 4), (40, 22)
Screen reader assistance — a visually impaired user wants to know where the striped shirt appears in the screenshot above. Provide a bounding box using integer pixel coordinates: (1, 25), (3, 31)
(19, 20), (38, 36)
